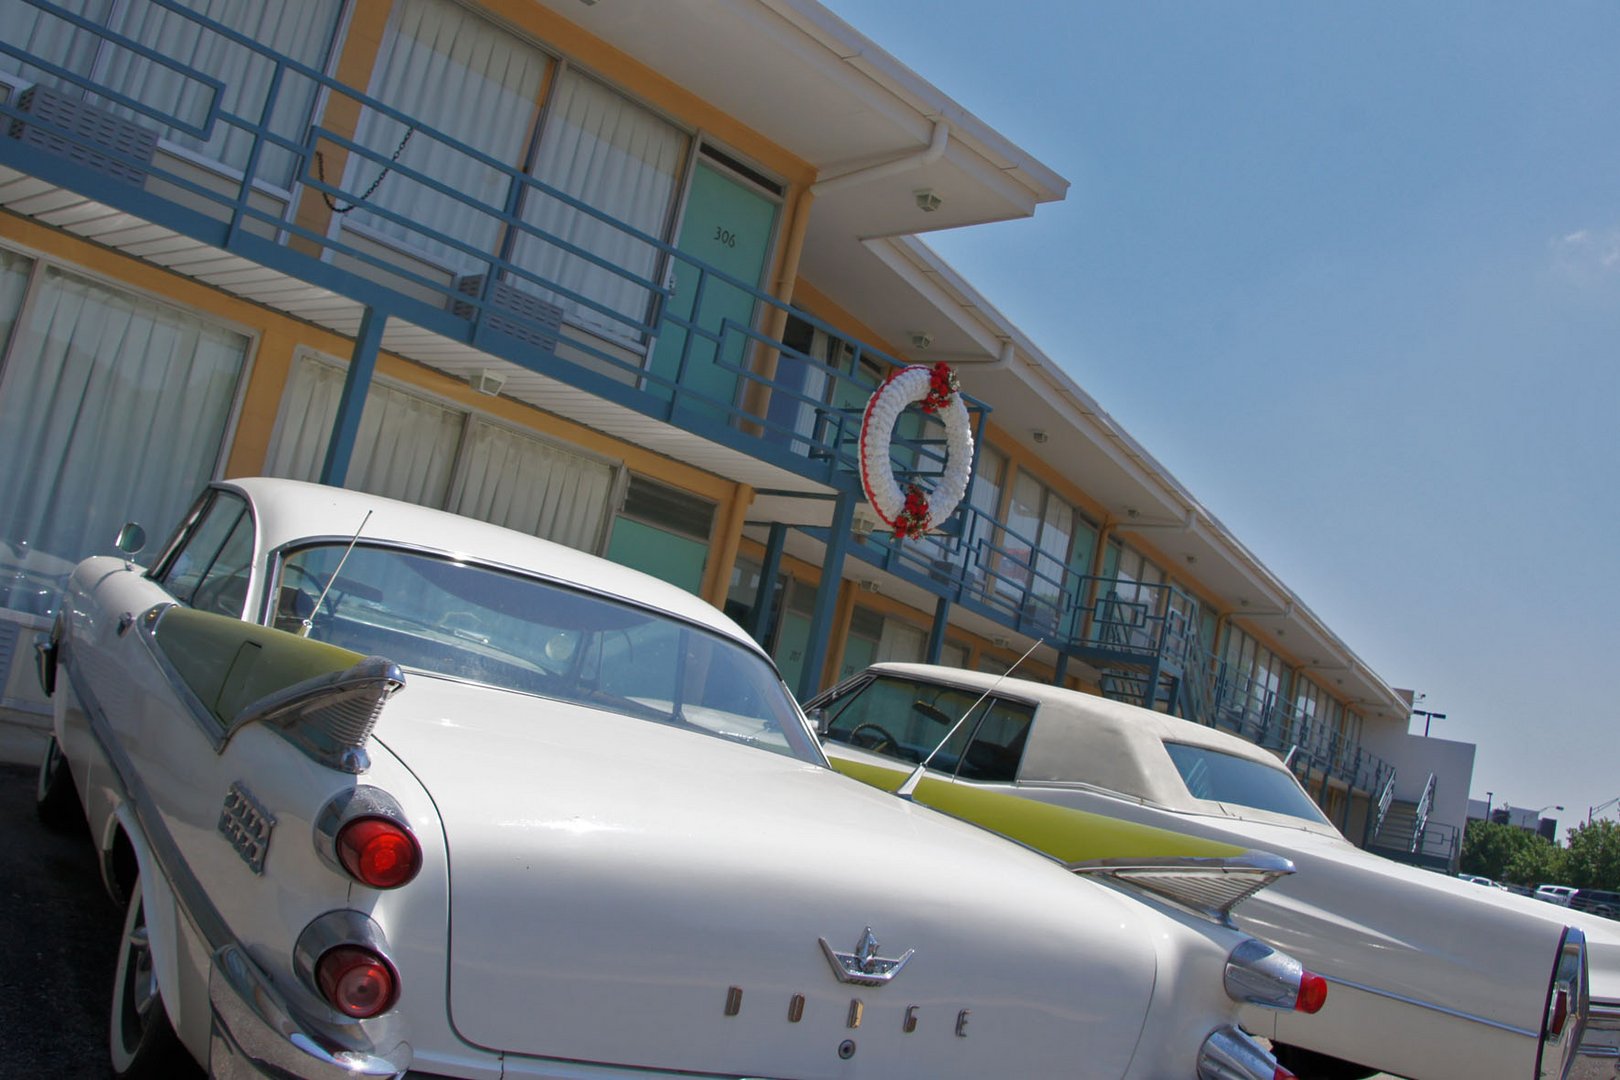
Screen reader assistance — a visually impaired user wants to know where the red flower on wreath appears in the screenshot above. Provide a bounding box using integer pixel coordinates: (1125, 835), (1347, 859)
(892, 483), (932, 539)
(920, 361), (960, 414)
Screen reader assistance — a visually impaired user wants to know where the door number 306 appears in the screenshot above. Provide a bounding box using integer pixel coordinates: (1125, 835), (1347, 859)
(713, 226), (737, 248)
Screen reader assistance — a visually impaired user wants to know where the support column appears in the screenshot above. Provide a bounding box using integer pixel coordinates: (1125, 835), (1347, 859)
(796, 489), (855, 700)
(1053, 651), (1069, 687)
(319, 306), (385, 487)
(746, 523), (788, 646)
(925, 594), (951, 663)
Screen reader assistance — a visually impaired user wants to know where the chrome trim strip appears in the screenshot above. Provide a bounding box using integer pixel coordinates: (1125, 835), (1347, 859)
(1319, 971), (1539, 1038)
(1068, 850), (1295, 925)
(65, 661), (235, 950)
(63, 657), (409, 1069)
(210, 943), (409, 1080)
(133, 603), (233, 751)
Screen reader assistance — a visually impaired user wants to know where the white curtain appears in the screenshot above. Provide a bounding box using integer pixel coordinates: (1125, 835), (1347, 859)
(345, 0), (548, 272)
(1, 0), (341, 186)
(451, 420), (612, 551)
(0, 0), (112, 90)
(0, 247), (32, 352)
(510, 69), (687, 340)
(266, 356), (612, 549)
(875, 619), (927, 665)
(0, 264), (248, 614)
(265, 355), (463, 506)
(96, 0), (343, 184)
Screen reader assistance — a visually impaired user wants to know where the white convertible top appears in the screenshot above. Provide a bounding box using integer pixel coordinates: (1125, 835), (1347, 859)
(218, 477), (754, 651)
(863, 661), (1300, 813)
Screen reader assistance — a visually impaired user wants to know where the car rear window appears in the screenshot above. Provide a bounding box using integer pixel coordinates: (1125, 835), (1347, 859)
(274, 542), (817, 761)
(1163, 741), (1331, 825)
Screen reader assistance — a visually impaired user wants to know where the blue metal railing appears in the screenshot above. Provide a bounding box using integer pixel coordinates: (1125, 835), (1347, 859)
(0, 0), (984, 490)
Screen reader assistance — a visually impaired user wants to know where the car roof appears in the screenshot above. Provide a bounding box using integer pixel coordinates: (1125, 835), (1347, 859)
(218, 477), (755, 652)
(863, 661), (1296, 810)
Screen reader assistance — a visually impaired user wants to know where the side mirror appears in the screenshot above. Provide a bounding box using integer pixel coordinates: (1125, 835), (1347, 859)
(114, 522), (147, 557)
(806, 707), (830, 737)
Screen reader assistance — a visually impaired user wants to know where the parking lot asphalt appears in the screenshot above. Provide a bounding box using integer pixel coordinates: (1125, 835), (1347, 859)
(0, 761), (125, 1078)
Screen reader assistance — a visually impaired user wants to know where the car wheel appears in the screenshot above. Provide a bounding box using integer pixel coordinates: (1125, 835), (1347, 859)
(109, 877), (184, 1078)
(35, 735), (81, 830)
(1270, 1043), (1377, 1080)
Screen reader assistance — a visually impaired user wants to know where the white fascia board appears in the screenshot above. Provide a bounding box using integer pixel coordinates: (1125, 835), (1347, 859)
(875, 236), (1406, 719)
(759, 0), (1069, 203)
(860, 238), (1008, 355)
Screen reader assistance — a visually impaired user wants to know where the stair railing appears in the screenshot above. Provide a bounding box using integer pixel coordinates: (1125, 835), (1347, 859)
(1410, 772), (1437, 853)
(1370, 767), (1397, 841)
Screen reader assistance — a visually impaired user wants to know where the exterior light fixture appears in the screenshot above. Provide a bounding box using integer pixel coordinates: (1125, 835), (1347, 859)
(471, 369), (506, 396)
(914, 188), (942, 213)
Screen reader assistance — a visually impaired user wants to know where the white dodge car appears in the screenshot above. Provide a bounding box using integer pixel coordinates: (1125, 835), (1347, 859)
(811, 663), (1603, 1080)
(35, 478), (1319, 1080)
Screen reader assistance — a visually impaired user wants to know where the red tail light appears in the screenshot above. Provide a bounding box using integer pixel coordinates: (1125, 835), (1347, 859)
(1274, 1068), (1297, 1080)
(316, 945), (398, 1018)
(1295, 970), (1328, 1014)
(336, 816), (421, 889)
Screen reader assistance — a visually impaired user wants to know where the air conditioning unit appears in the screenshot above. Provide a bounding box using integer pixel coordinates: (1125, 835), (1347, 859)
(449, 275), (563, 354)
(8, 84), (157, 187)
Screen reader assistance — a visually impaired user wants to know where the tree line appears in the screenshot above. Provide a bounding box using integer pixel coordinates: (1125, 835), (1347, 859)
(1460, 818), (1620, 890)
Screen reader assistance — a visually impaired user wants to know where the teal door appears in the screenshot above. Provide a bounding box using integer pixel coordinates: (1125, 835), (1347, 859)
(648, 160), (778, 422)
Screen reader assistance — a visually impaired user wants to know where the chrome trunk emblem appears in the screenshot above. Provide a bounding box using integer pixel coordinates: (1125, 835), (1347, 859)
(820, 928), (914, 986)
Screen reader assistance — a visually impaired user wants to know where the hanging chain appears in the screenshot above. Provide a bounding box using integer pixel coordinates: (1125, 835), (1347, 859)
(314, 125), (416, 214)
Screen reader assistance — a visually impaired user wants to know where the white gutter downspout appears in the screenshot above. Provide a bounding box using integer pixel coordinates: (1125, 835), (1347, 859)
(811, 119), (949, 196)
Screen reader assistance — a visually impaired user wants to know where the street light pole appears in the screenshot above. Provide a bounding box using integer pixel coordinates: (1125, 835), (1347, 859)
(1413, 709), (1447, 737)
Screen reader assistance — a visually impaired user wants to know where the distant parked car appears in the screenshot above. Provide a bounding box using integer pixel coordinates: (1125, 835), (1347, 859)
(810, 662), (1604, 1080)
(35, 479), (1316, 1080)
(1574, 891), (1620, 920)
(1539, 885), (1581, 907)
(1458, 873), (1509, 889)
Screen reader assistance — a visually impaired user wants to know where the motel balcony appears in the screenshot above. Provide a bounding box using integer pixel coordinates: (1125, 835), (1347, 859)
(0, 0), (1382, 800)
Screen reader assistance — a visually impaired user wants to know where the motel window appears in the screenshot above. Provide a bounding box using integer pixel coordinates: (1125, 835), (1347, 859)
(347, 0), (698, 348)
(266, 354), (615, 553)
(0, 255), (250, 616)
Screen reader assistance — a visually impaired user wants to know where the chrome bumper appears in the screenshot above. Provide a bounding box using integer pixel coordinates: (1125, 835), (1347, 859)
(1571, 1002), (1620, 1080)
(208, 943), (411, 1080)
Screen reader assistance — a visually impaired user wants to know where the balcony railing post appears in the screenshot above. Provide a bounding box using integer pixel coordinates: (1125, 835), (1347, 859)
(795, 488), (856, 700)
(318, 305), (386, 487)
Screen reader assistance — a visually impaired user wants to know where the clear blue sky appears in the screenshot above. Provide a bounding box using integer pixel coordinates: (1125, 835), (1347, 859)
(827, 1), (1620, 832)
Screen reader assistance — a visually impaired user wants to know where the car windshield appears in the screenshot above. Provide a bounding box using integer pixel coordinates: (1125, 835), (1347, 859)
(818, 674), (1034, 782)
(1163, 742), (1331, 825)
(273, 542), (816, 761)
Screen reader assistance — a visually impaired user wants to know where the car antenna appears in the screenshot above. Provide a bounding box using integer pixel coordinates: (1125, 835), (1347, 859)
(893, 636), (1043, 801)
(299, 510), (371, 638)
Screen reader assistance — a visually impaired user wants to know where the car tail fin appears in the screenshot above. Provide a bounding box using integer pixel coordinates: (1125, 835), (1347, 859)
(1067, 850), (1294, 924)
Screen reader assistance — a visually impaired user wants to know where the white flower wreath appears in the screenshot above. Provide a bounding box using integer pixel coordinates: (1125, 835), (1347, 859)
(858, 363), (974, 540)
